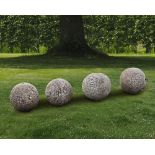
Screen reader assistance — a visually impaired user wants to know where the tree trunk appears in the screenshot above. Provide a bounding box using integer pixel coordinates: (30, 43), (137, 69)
(50, 15), (107, 57)
(146, 44), (151, 54)
(56, 15), (87, 56)
(60, 15), (86, 46)
(0, 41), (2, 52)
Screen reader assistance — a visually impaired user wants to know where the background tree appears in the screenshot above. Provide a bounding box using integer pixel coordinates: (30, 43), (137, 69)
(58, 15), (86, 55)
(135, 15), (154, 54)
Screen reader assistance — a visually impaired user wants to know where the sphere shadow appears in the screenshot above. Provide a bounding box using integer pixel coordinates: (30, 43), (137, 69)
(36, 89), (132, 110)
(37, 97), (77, 109)
(108, 89), (129, 99)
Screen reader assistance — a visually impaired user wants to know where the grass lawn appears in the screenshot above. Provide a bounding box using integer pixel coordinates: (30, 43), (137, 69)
(0, 53), (155, 138)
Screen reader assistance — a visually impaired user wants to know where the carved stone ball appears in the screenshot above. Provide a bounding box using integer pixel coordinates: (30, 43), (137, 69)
(45, 78), (73, 106)
(82, 73), (111, 100)
(120, 67), (146, 94)
(10, 82), (39, 112)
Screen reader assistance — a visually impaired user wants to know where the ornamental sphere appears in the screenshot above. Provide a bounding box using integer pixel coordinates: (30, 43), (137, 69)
(82, 73), (111, 100)
(45, 78), (73, 105)
(10, 82), (39, 112)
(120, 67), (146, 94)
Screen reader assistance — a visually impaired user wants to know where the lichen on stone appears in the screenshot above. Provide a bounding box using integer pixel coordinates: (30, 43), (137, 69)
(45, 78), (73, 105)
(120, 67), (146, 94)
(10, 82), (39, 112)
(82, 73), (111, 100)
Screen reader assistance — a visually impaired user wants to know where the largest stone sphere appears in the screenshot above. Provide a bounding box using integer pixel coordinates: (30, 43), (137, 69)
(10, 82), (39, 112)
(82, 73), (111, 100)
(45, 78), (73, 106)
(120, 67), (146, 94)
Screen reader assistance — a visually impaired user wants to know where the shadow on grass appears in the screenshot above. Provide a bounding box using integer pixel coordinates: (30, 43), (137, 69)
(36, 90), (130, 110)
(108, 89), (129, 99)
(37, 98), (52, 109)
(0, 53), (154, 69)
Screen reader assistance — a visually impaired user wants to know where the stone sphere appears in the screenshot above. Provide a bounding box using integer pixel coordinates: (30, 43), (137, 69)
(10, 82), (39, 112)
(120, 67), (146, 94)
(45, 78), (73, 106)
(82, 73), (111, 100)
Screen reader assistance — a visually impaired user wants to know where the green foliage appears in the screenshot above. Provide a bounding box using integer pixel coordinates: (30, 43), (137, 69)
(84, 15), (155, 53)
(0, 15), (59, 53)
(134, 16), (155, 53)
(0, 15), (154, 53)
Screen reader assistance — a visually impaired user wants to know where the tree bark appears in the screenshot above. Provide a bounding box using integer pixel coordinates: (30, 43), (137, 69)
(56, 15), (88, 56)
(49, 15), (107, 57)
(60, 16), (86, 46)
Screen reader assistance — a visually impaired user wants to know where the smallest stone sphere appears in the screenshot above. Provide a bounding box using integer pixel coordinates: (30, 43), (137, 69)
(120, 67), (146, 94)
(45, 78), (73, 106)
(82, 73), (111, 100)
(10, 82), (39, 112)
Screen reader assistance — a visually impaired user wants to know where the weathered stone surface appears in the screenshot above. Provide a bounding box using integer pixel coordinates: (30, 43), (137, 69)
(120, 67), (146, 94)
(45, 78), (73, 105)
(10, 82), (39, 112)
(82, 73), (111, 100)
